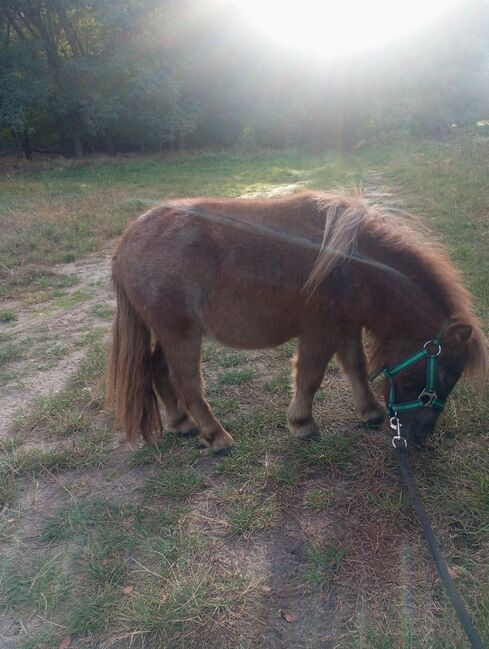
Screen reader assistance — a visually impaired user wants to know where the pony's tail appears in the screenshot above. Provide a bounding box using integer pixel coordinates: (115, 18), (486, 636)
(106, 278), (162, 443)
(303, 197), (367, 297)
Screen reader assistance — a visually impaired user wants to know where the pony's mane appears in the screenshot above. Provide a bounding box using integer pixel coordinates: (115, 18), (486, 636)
(305, 192), (488, 384)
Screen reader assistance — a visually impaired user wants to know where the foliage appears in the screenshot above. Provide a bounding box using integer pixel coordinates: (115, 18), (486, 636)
(0, 0), (488, 156)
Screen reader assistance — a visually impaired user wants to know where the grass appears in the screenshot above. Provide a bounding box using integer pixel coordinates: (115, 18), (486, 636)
(51, 287), (92, 310)
(1, 494), (253, 649)
(224, 491), (280, 535)
(306, 543), (346, 590)
(1, 134), (489, 648)
(0, 436), (110, 506)
(144, 468), (205, 500)
(216, 368), (256, 386)
(0, 341), (24, 367)
(90, 302), (114, 319)
(0, 342), (110, 505)
(0, 553), (71, 612)
(0, 308), (17, 323)
(305, 487), (337, 511)
(298, 431), (359, 470)
(14, 341), (107, 437)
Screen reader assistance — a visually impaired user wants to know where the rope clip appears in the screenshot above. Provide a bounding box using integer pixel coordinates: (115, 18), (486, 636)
(390, 414), (407, 448)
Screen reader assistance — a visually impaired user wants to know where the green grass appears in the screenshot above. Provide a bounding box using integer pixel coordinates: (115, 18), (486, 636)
(90, 302), (114, 319)
(298, 431), (359, 470)
(0, 308), (17, 323)
(0, 342), (109, 505)
(215, 368), (256, 388)
(269, 458), (300, 486)
(305, 487), (337, 511)
(0, 553), (71, 612)
(305, 543), (346, 589)
(144, 468), (205, 500)
(0, 341), (23, 367)
(219, 489), (280, 535)
(0, 437), (110, 506)
(220, 352), (244, 368)
(1, 494), (252, 649)
(52, 287), (92, 309)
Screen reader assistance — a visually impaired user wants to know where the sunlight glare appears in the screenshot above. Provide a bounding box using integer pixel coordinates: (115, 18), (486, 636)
(232, 0), (458, 57)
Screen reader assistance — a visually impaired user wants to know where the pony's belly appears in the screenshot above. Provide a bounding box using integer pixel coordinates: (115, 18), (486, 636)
(207, 326), (295, 350)
(203, 298), (299, 350)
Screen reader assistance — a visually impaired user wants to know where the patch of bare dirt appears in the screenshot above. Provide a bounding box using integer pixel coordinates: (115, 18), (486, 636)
(0, 250), (114, 439)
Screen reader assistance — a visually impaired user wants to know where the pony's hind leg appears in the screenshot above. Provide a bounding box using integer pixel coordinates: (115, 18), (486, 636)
(336, 332), (385, 426)
(158, 330), (234, 452)
(152, 342), (197, 436)
(288, 337), (334, 440)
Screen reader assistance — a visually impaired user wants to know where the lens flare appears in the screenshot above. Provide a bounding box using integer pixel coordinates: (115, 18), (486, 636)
(232, 0), (459, 57)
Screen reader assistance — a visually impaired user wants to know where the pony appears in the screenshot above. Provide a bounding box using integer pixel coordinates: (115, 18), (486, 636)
(107, 192), (487, 449)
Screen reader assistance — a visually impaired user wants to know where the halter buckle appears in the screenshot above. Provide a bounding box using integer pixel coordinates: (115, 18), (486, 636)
(418, 389), (437, 407)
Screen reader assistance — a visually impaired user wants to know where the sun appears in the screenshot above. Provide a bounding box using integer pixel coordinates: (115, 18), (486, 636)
(232, 0), (458, 58)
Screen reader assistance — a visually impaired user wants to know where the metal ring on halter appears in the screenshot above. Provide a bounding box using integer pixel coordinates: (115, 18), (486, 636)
(418, 389), (437, 407)
(423, 340), (442, 357)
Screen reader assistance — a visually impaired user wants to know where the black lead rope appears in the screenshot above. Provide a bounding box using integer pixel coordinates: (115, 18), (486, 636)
(395, 446), (486, 649)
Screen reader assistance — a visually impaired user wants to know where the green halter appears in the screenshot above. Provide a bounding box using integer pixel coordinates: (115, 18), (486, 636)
(383, 338), (445, 415)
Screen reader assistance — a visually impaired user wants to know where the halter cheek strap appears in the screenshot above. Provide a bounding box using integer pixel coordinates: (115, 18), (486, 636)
(383, 338), (445, 415)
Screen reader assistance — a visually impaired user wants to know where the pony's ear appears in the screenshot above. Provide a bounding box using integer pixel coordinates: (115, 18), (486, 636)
(443, 321), (472, 345)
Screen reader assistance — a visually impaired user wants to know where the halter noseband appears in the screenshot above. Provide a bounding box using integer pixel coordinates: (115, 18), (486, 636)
(383, 337), (445, 416)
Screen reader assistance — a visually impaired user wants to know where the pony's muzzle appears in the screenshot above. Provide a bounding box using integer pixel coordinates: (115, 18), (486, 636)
(402, 410), (440, 444)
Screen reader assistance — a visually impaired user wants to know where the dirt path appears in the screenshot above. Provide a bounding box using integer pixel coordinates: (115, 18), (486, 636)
(0, 250), (114, 439)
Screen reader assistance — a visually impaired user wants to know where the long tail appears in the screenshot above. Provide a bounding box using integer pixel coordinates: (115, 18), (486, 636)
(106, 278), (162, 443)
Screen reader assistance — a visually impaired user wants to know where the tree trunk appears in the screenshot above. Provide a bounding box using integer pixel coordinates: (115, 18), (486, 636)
(72, 126), (83, 158)
(22, 130), (33, 160)
(104, 133), (116, 157)
(54, 116), (73, 157)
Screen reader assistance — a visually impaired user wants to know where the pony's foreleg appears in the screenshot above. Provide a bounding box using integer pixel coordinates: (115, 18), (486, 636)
(336, 333), (385, 426)
(152, 342), (197, 435)
(160, 331), (234, 452)
(288, 338), (333, 440)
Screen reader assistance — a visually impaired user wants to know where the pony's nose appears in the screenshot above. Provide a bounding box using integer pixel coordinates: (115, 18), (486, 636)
(403, 419), (434, 444)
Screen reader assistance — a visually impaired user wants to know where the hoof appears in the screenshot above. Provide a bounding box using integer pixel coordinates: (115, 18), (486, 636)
(358, 412), (385, 430)
(213, 446), (234, 457)
(177, 427), (199, 438)
(197, 430), (234, 455)
(366, 412), (386, 427)
(198, 444), (234, 457)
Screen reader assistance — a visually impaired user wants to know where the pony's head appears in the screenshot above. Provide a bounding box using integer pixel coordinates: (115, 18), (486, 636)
(380, 318), (487, 444)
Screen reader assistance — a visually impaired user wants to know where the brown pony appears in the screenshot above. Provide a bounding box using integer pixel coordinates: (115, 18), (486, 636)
(107, 192), (487, 449)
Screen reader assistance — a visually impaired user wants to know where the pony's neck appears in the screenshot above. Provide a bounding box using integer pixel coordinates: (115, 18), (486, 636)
(358, 237), (450, 344)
